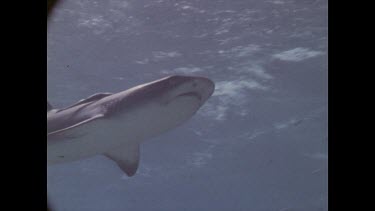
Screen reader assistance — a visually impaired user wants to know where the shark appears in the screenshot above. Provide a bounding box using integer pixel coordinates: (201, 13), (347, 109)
(47, 75), (215, 176)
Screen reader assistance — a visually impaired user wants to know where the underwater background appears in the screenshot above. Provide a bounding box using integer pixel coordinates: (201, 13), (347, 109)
(47, 0), (327, 210)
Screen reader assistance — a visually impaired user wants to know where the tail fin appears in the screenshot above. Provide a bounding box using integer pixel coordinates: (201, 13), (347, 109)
(47, 101), (53, 112)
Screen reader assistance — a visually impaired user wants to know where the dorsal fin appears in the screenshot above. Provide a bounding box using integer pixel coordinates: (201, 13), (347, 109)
(75, 93), (113, 105)
(47, 101), (53, 112)
(57, 93), (113, 112)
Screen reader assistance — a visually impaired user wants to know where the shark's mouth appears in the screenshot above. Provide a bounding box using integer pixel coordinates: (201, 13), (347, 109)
(175, 92), (202, 101)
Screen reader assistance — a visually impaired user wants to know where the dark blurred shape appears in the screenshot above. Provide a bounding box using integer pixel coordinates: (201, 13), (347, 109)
(47, 0), (60, 18)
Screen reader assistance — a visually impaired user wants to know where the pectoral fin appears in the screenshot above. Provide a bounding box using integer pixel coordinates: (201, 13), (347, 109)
(47, 114), (105, 138)
(104, 143), (140, 177)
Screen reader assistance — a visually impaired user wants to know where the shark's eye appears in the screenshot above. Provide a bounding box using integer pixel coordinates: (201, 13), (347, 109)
(192, 82), (198, 88)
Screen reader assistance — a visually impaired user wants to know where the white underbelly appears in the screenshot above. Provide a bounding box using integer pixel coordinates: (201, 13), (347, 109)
(47, 118), (136, 165)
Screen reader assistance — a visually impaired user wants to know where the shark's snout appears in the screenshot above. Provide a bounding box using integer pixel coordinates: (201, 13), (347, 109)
(191, 76), (215, 103)
(169, 76), (214, 105)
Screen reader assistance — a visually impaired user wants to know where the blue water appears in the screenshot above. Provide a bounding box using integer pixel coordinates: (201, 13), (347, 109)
(47, 0), (327, 210)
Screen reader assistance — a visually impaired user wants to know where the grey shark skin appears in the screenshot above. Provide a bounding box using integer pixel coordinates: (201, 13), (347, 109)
(47, 75), (215, 176)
